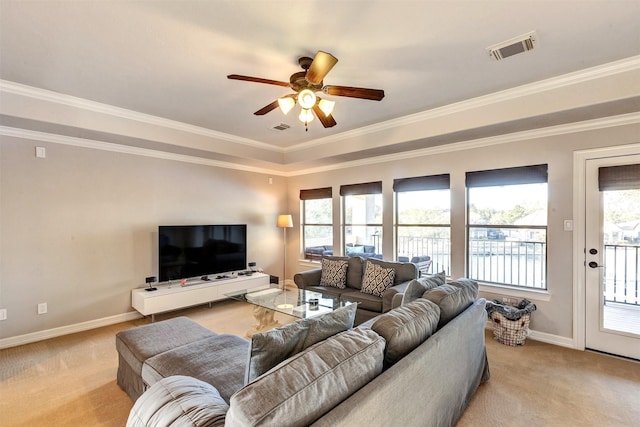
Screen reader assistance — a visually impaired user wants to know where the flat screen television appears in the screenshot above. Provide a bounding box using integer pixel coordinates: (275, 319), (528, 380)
(158, 224), (247, 282)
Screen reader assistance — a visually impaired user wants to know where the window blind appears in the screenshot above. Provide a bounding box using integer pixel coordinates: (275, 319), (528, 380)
(599, 164), (640, 191)
(339, 181), (382, 196)
(393, 174), (450, 192)
(299, 187), (332, 200)
(466, 164), (547, 187)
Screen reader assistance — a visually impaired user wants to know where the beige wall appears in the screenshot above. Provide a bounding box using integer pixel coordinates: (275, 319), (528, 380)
(2, 122), (639, 345)
(287, 123), (640, 340)
(0, 137), (286, 340)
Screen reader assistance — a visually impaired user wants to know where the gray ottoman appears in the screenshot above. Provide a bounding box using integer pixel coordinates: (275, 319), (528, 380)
(116, 316), (217, 401)
(142, 334), (250, 403)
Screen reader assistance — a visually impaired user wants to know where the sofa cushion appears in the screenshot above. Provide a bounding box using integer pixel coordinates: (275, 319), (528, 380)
(226, 328), (385, 427)
(422, 278), (479, 328)
(127, 375), (228, 427)
(400, 271), (447, 306)
(340, 289), (382, 313)
(319, 258), (348, 289)
(142, 334), (249, 404)
(361, 261), (396, 297)
(244, 303), (357, 383)
(371, 299), (441, 367)
(366, 258), (418, 285)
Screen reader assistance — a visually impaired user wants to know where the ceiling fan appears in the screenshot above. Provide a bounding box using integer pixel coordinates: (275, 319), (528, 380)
(227, 51), (385, 130)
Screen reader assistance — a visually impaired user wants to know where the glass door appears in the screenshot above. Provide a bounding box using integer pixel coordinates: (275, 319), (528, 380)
(585, 156), (640, 360)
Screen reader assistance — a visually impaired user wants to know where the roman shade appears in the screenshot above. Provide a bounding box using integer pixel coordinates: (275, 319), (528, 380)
(393, 174), (450, 192)
(599, 164), (640, 191)
(340, 181), (382, 196)
(300, 187), (332, 200)
(466, 164), (547, 187)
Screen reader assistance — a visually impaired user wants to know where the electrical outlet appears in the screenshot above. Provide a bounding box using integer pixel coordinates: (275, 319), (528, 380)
(37, 302), (47, 315)
(0, 308), (7, 320)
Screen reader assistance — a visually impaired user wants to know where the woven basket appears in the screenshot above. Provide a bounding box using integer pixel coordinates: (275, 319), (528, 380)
(490, 311), (531, 346)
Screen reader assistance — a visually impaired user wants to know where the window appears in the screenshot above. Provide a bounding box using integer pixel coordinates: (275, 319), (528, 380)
(394, 174), (450, 275)
(341, 182), (383, 258)
(466, 164), (548, 289)
(300, 187), (332, 261)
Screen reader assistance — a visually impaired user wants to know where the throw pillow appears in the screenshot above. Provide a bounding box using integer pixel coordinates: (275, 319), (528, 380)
(346, 245), (365, 255)
(319, 258), (348, 289)
(227, 329), (385, 427)
(422, 278), (478, 328)
(361, 261), (396, 297)
(244, 303), (357, 383)
(400, 271), (447, 306)
(371, 299), (441, 367)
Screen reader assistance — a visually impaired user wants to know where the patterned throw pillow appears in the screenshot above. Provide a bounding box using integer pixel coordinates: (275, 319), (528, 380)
(319, 258), (348, 289)
(361, 261), (396, 297)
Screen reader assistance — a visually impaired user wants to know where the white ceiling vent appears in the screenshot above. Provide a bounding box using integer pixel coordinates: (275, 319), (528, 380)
(487, 31), (537, 61)
(271, 123), (291, 131)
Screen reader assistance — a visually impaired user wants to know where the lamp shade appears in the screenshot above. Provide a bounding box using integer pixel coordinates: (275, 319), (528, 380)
(277, 214), (293, 228)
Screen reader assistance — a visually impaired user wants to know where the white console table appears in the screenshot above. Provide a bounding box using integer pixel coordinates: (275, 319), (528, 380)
(131, 272), (269, 321)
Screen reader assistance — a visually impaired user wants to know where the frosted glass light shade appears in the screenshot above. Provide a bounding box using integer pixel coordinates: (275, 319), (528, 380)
(277, 97), (295, 115)
(298, 89), (317, 109)
(318, 99), (335, 116)
(298, 108), (314, 124)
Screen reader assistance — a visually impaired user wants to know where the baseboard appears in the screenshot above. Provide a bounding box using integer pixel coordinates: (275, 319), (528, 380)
(527, 329), (575, 349)
(0, 311), (143, 350)
(485, 321), (576, 349)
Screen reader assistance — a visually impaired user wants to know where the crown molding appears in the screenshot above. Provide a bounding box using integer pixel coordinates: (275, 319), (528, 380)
(3, 111), (638, 178)
(286, 55), (640, 153)
(287, 112), (640, 176)
(0, 126), (289, 176)
(0, 79), (282, 153)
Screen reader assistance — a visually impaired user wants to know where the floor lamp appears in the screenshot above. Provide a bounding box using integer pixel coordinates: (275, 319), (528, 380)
(277, 214), (294, 309)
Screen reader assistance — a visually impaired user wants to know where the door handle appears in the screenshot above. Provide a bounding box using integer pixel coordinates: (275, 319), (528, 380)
(588, 261), (605, 268)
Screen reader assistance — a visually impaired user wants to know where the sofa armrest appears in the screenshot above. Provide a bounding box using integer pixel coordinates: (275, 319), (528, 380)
(127, 375), (228, 427)
(381, 281), (412, 313)
(294, 269), (322, 289)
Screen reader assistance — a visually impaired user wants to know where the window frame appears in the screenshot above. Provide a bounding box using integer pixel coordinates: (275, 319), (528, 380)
(340, 181), (383, 257)
(393, 174), (451, 275)
(465, 164), (549, 290)
(300, 187), (333, 262)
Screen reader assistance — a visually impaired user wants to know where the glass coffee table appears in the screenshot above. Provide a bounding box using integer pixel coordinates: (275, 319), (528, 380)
(226, 286), (350, 337)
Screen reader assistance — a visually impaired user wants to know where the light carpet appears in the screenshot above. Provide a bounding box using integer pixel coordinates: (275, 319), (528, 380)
(1, 299), (638, 426)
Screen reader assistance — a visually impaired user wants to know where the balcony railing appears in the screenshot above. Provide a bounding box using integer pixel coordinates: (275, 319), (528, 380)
(398, 236), (547, 289)
(397, 236), (451, 276)
(604, 244), (640, 306)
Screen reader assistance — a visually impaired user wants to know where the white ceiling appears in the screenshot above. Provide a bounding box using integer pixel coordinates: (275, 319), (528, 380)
(1, 1), (640, 173)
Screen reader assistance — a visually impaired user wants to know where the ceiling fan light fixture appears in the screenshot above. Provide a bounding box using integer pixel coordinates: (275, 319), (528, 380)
(298, 89), (317, 109)
(277, 97), (295, 114)
(298, 108), (314, 124)
(318, 98), (335, 117)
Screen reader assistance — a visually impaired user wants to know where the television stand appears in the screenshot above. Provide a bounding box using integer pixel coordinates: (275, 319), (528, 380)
(131, 272), (269, 321)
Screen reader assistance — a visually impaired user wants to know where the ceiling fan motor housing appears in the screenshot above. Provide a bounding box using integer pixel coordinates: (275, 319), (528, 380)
(290, 71), (323, 92)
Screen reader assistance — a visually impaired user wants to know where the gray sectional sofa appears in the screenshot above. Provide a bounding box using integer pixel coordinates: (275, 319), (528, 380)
(293, 256), (418, 324)
(119, 275), (490, 427)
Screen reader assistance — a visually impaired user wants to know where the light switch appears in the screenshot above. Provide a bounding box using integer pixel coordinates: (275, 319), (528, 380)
(564, 220), (573, 231)
(35, 147), (46, 158)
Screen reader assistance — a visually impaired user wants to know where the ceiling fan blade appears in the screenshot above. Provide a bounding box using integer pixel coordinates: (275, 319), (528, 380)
(305, 51), (338, 85)
(312, 104), (337, 128)
(323, 85), (385, 101)
(228, 74), (290, 88)
(254, 100), (279, 115)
